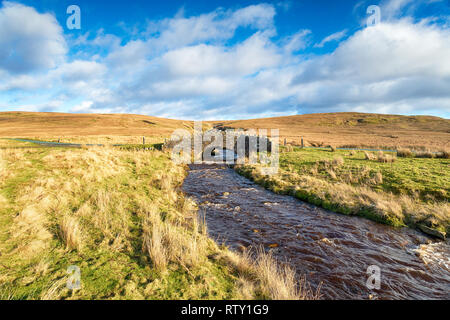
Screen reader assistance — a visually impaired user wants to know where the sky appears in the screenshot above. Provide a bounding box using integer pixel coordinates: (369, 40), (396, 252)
(0, 0), (449, 120)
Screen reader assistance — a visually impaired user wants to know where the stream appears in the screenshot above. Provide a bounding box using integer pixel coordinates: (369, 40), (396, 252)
(182, 164), (450, 300)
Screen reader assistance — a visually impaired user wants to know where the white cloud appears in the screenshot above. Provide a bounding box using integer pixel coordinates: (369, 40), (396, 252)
(293, 19), (450, 115)
(379, 0), (448, 21)
(230, 4), (276, 29)
(1, 2), (449, 120)
(298, 20), (450, 83)
(161, 32), (280, 78)
(0, 1), (67, 74)
(314, 30), (347, 48)
(75, 17), (450, 119)
(55, 60), (107, 82)
(71, 101), (94, 113)
(143, 3), (276, 50)
(381, 0), (414, 20)
(71, 29), (121, 52)
(282, 30), (311, 52)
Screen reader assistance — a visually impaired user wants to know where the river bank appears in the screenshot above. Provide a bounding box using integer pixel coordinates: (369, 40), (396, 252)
(183, 164), (450, 299)
(235, 148), (449, 239)
(0, 140), (314, 300)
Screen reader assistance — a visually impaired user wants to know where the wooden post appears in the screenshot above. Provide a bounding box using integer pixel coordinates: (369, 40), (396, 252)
(284, 138), (287, 146)
(143, 137), (145, 145)
(301, 137), (304, 149)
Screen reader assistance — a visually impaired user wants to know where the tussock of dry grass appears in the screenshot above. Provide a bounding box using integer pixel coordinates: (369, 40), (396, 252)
(415, 151), (436, 158)
(376, 151), (397, 163)
(364, 151), (397, 163)
(59, 216), (83, 252)
(143, 221), (168, 272)
(442, 150), (450, 159)
(373, 172), (383, 184)
(397, 148), (414, 158)
(397, 148), (450, 159)
(364, 151), (376, 161)
(220, 248), (319, 300)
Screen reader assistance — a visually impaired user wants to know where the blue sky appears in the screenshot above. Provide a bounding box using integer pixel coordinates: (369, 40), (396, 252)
(0, 0), (449, 119)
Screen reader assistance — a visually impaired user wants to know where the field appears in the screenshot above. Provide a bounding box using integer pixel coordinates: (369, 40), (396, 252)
(0, 112), (192, 140)
(0, 111), (449, 299)
(1, 112), (449, 151)
(236, 147), (450, 239)
(213, 112), (450, 151)
(0, 139), (316, 300)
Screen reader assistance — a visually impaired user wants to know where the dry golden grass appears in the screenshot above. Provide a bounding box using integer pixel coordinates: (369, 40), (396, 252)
(11, 206), (52, 258)
(373, 172), (383, 184)
(220, 248), (319, 300)
(0, 151), (7, 181)
(376, 151), (397, 163)
(1, 111), (449, 151)
(397, 148), (414, 158)
(0, 112), (193, 138)
(59, 216), (83, 252)
(143, 222), (168, 272)
(212, 112), (450, 150)
(364, 151), (376, 160)
(397, 148), (450, 159)
(0, 144), (316, 300)
(40, 278), (68, 301)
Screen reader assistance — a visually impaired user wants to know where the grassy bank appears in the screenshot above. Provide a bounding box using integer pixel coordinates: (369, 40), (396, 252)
(0, 141), (317, 300)
(236, 148), (449, 239)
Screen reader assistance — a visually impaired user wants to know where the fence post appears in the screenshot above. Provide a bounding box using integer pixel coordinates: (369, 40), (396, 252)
(143, 137), (145, 145)
(284, 138), (287, 146)
(301, 137), (304, 149)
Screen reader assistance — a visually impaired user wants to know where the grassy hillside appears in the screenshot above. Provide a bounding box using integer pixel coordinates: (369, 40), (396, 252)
(212, 112), (450, 150)
(0, 112), (193, 139)
(1, 111), (448, 150)
(0, 140), (315, 300)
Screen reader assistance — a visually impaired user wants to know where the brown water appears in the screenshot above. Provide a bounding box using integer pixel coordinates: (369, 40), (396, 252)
(182, 164), (450, 300)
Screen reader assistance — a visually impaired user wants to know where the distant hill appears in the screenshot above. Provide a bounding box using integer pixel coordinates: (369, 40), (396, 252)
(0, 111), (448, 150)
(0, 112), (192, 137)
(211, 113), (450, 150)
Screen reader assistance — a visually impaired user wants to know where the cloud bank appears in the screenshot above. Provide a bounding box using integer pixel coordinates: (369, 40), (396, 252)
(0, 0), (449, 119)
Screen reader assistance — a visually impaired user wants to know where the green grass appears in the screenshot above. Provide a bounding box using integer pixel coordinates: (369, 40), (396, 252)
(280, 148), (449, 201)
(1, 146), (308, 300)
(236, 147), (449, 239)
(0, 148), (239, 300)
